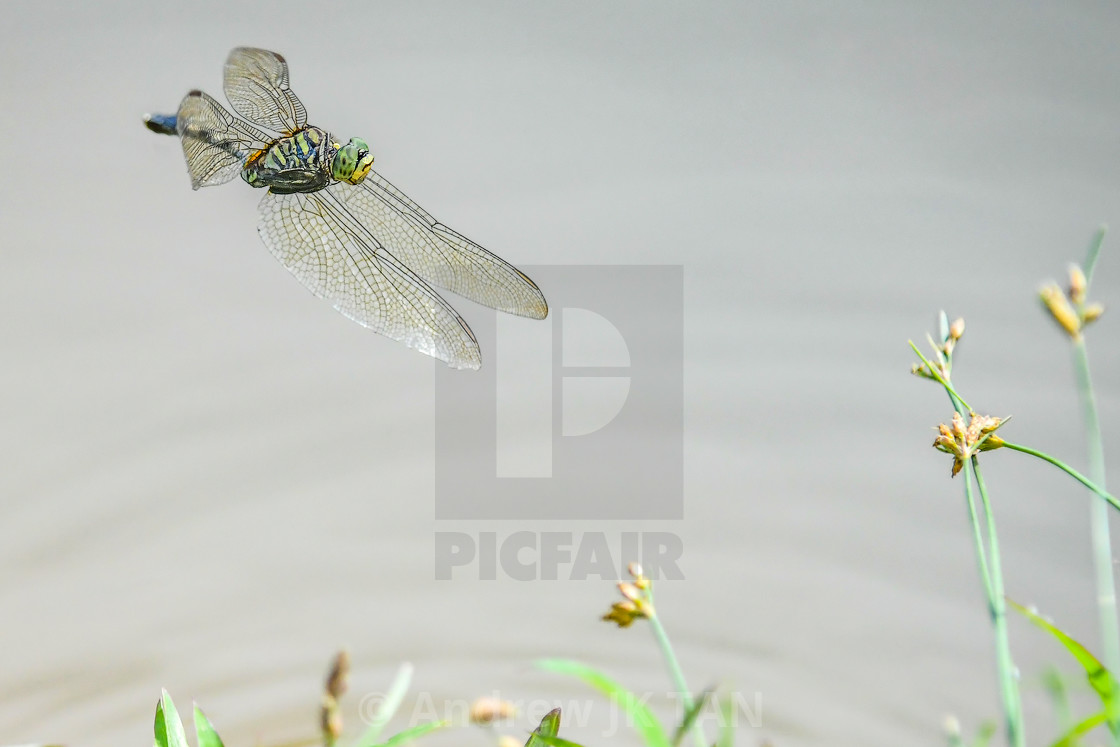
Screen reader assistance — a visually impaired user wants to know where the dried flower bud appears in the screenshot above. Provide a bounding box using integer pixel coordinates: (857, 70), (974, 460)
(972, 414), (1002, 434)
(1068, 264), (1087, 305)
(618, 582), (642, 603)
(951, 411), (968, 440)
(325, 650), (350, 700)
(627, 561), (644, 579)
(948, 318), (965, 341)
(469, 696), (516, 724)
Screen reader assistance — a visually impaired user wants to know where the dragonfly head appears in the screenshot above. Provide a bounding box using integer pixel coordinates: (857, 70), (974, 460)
(331, 137), (374, 185)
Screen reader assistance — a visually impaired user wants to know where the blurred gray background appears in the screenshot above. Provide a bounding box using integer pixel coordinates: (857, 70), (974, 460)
(2, 2), (1120, 746)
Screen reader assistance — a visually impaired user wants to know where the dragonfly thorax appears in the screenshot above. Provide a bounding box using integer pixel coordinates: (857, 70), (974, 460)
(241, 127), (373, 194)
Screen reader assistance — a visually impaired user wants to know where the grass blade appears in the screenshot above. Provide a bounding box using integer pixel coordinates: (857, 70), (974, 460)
(536, 659), (670, 747)
(352, 663), (414, 747)
(193, 705), (225, 747)
(1009, 600), (1120, 729)
(154, 691), (189, 747)
(377, 720), (449, 747)
(671, 689), (712, 747)
(716, 694), (734, 747)
(1052, 713), (1108, 747)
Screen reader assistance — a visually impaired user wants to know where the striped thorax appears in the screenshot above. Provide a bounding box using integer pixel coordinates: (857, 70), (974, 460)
(242, 127), (373, 194)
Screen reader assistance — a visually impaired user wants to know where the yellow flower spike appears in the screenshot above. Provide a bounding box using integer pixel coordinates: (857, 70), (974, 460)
(1083, 302), (1105, 326)
(1040, 282), (1082, 339)
(1068, 264), (1087, 305)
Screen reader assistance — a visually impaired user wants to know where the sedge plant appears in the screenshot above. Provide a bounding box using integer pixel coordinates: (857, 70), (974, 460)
(911, 230), (1119, 747)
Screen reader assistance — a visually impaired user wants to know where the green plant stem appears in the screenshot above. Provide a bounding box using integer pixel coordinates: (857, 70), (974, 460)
(1073, 337), (1120, 745)
(963, 458), (994, 605)
(935, 359), (1022, 743)
(646, 592), (705, 747)
(909, 341), (973, 413)
(1084, 225), (1106, 284)
(1001, 442), (1120, 512)
(971, 459), (1025, 747)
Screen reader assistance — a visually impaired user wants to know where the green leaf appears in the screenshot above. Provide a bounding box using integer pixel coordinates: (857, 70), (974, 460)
(530, 734), (588, 747)
(526, 709), (562, 747)
(1052, 712), (1107, 747)
(376, 720), (449, 747)
(536, 660), (670, 747)
(671, 689), (712, 747)
(154, 691), (190, 747)
(1008, 599), (1120, 731)
(352, 662), (414, 747)
(193, 705), (225, 747)
(938, 311), (950, 345)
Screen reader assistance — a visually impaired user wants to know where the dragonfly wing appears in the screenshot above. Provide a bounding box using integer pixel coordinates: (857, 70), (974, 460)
(257, 187), (483, 369)
(175, 90), (272, 189)
(224, 47), (308, 135)
(341, 172), (549, 319)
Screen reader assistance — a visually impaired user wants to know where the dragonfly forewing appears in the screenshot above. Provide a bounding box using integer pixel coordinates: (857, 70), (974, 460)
(224, 47), (307, 136)
(349, 172), (548, 319)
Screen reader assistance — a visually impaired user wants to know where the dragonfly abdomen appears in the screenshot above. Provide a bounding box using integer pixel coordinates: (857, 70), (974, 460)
(242, 126), (336, 194)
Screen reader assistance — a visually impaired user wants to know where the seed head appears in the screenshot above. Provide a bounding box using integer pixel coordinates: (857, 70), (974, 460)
(933, 411), (1007, 477)
(602, 600), (646, 628)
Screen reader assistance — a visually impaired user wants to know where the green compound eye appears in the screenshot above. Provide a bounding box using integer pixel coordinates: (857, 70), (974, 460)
(332, 137), (374, 184)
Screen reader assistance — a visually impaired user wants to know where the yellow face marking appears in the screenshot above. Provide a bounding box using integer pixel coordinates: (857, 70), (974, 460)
(349, 154), (375, 184)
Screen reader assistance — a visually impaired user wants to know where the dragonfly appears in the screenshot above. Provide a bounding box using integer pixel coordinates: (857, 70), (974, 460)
(145, 47), (547, 369)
